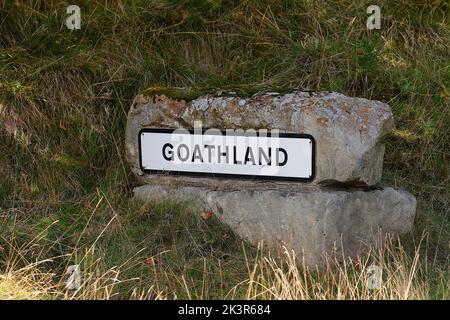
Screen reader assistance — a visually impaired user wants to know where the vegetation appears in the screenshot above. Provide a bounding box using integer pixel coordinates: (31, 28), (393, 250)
(0, 0), (448, 299)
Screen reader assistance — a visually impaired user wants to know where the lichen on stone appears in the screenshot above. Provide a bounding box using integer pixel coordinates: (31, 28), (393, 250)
(141, 85), (311, 101)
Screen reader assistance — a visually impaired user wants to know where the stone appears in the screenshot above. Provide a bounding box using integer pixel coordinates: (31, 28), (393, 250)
(126, 91), (395, 186)
(133, 178), (416, 267)
(126, 90), (416, 266)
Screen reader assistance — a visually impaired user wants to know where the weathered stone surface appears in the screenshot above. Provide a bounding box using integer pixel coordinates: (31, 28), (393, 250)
(126, 91), (394, 186)
(134, 179), (416, 266)
(126, 90), (415, 265)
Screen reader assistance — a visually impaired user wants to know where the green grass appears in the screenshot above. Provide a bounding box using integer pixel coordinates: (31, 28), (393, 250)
(0, 0), (448, 299)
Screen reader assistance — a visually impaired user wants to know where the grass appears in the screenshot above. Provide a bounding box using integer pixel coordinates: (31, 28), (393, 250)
(1, 225), (448, 299)
(0, 0), (448, 299)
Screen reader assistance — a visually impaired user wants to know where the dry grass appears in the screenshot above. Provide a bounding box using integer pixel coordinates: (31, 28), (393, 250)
(0, 263), (56, 300)
(1, 228), (447, 300)
(243, 239), (439, 300)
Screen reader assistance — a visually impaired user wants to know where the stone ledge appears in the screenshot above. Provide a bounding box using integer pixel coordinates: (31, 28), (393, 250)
(134, 183), (416, 267)
(135, 174), (381, 192)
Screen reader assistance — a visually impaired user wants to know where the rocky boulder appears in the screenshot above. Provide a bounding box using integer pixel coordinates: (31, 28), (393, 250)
(126, 91), (395, 186)
(126, 90), (416, 267)
(134, 179), (416, 266)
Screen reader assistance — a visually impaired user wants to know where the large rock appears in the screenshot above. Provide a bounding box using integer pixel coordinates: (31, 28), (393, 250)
(126, 90), (416, 265)
(133, 178), (416, 266)
(126, 91), (395, 186)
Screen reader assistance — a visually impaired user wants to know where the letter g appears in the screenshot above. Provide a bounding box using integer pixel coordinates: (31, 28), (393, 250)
(162, 143), (174, 161)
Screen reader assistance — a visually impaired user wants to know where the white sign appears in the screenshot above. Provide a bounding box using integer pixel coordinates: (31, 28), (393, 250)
(139, 129), (315, 181)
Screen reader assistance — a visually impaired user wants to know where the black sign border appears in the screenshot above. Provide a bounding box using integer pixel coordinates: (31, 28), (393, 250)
(138, 128), (316, 182)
